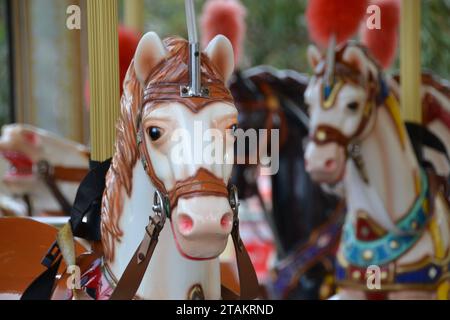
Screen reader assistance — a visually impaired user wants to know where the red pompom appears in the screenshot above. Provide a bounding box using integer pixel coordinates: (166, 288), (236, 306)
(118, 26), (141, 94)
(200, 0), (247, 66)
(306, 0), (369, 48)
(361, 0), (400, 69)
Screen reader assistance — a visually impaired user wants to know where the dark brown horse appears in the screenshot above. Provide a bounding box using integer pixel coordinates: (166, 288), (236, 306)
(230, 66), (345, 299)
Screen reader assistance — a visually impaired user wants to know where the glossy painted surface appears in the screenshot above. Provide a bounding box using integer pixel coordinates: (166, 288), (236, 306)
(0, 217), (85, 299)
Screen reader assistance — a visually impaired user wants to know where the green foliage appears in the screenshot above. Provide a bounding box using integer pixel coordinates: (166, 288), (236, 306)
(131, 0), (450, 79)
(421, 0), (450, 78)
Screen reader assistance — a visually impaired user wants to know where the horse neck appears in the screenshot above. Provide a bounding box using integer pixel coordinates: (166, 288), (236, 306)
(344, 104), (421, 228)
(106, 163), (221, 300)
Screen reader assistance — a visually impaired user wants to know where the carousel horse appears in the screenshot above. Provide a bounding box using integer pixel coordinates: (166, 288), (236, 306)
(0, 124), (89, 217)
(3, 24), (259, 299)
(230, 66), (345, 299)
(304, 42), (450, 299)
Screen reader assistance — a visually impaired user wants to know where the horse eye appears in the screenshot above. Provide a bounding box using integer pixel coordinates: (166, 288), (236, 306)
(347, 102), (359, 112)
(229, 124), (238, 134)
(148, 127), (162, 141)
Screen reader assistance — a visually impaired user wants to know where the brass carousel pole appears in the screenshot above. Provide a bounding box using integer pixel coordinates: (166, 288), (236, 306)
(87, 0), (120, 161)
(124, 0), (145, 33)
(400, 0), (421, 123)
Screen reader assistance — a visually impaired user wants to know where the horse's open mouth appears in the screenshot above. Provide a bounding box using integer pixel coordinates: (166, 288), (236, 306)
(2, 151), (34, 180)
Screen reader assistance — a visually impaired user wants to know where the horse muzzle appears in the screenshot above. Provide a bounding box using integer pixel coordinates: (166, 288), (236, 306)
(165, 168), (234, 260)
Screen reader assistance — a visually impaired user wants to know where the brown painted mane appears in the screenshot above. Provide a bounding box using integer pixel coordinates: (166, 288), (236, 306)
(101, 37), (230, 261)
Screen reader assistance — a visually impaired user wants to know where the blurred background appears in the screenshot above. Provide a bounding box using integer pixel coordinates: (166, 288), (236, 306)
(0, 0), (449, 140)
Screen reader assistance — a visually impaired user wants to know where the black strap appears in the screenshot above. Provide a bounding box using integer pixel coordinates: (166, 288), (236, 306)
(21, 257), (62, 300)
(20, 159), (112, 300)
(69, 159), (112, 240)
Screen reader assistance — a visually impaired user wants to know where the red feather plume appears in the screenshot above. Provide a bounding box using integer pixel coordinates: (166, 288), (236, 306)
(361, 0), (400, 69)
(200, 0), (247, 66)
(306, 0), (369, 48)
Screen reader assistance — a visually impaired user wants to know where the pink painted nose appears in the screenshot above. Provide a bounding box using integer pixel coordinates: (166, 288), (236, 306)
(177, 211), (233, 237)
(173, 196), (234, 259)
(305, 155), (338, 173)
(304, 141), (347, 184)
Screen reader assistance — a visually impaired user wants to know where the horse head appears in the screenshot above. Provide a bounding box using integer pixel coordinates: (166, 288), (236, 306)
(102, 32), (238, 262)
(304, 43), (384, 184)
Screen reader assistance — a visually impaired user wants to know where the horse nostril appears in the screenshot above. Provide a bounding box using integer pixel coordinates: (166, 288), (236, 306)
(324, 159), (337, 171)
(178, 214), (194, 234)
(220, 213), (233, 230)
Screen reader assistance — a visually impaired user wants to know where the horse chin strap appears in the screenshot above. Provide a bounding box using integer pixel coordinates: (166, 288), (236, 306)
(109, 185), (260, 300)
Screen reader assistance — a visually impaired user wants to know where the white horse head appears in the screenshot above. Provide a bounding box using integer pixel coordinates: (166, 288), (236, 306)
(304, 44), (380, 184)
(101, 32), (243, 299)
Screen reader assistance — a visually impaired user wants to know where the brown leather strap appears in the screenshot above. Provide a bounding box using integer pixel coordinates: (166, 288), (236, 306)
(109, 216), (259, 300)
(227, 219), (260, 300)
(109, 217), (163, 300)
(168, 168), (229, 209)
(311, 125), (351, 147)
(40, 171), (72, 215)
(37, 161), (88, 215)
(53, 166), (89, 183)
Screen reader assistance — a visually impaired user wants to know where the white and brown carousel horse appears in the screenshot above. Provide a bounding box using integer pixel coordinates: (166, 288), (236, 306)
(0, 124), (89, 217)
(91, 30), (258, 300)
(304, 42), (450, 299)
(1, 6), (259, 298)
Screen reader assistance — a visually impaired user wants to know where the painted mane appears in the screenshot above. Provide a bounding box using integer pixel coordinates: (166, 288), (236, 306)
(101, 37), (230, 261)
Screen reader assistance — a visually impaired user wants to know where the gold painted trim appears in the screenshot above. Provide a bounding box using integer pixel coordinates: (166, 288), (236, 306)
(396, 250), (450, 274)
(338, 273), (450, 292)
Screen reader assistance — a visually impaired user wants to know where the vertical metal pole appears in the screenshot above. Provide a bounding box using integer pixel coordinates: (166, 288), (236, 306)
(87, 0), (120, 161)
(124, 0), (144, 33)
(400, 0), (422, 123)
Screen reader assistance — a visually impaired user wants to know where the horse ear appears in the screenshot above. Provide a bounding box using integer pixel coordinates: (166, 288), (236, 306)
(134, 32), (168, 85)
(205, 35), (235, 83)
(342, 46), (368, 77)
(307, 45), (322, 71)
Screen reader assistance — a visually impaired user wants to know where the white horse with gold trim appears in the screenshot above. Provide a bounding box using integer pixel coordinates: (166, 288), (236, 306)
(304, 42), (450, 300)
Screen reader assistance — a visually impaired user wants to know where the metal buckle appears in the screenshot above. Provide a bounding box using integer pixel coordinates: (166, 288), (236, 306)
(37, 160), (53, 178)
(228, 185), (240, 218)
(347, 142), (361, 159)
(152, 190), (169, 223)
(137, 191), (168, 264)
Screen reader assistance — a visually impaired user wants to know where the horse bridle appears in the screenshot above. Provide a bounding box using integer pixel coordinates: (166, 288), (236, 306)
(309, 61), (387, 183)
(107, 81), (259, 300)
